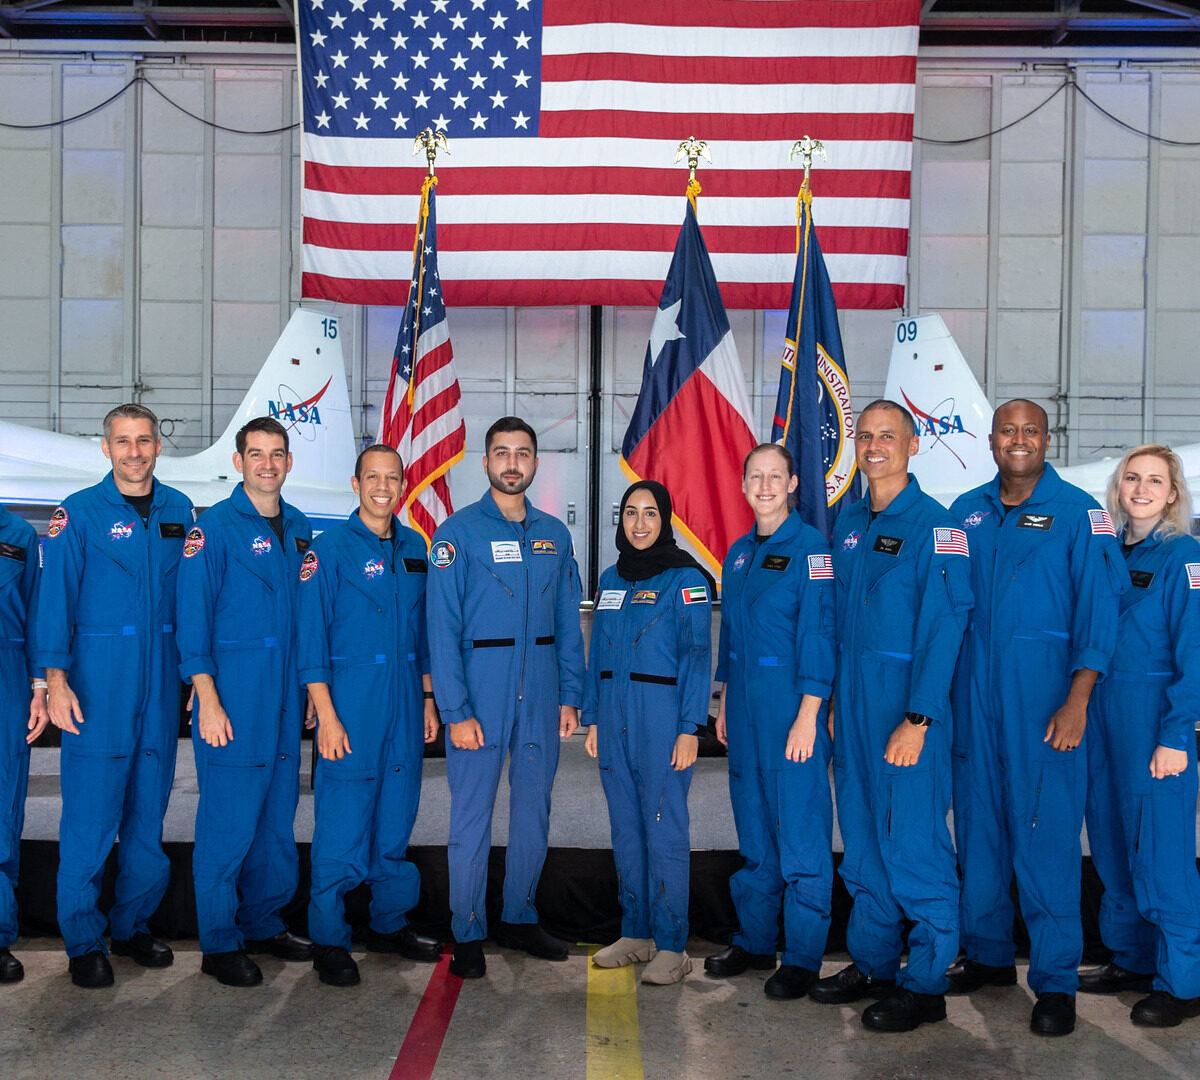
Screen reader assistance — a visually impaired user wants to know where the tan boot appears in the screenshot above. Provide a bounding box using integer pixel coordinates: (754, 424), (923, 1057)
(642, 949), (692, 985)
(592, 937), (655, 968)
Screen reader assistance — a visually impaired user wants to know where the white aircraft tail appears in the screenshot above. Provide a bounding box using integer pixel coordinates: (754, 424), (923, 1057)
(883, 314), (995, 495)
(186, 308), (357, 490)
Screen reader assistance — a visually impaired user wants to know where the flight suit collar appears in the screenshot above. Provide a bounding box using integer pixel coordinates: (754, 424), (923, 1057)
(869, 473), (924, 519)
(757, 508), (804, 548)
(478, 488), (542, 527)
(231, 480), (296, 527)
(980, 462), (1065, 512)
(99, 469), (164, 511)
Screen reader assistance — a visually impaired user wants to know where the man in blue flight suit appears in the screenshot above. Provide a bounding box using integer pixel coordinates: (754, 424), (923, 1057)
(0, 504), (48, 983)
(948, 399), (1128, 1036)
(297, 444), (442, 987)
(38, 404), (194, 987)
(810, 401), (972, 1031)
(427, 416), (585, 979)
(176, 416), (314, 987)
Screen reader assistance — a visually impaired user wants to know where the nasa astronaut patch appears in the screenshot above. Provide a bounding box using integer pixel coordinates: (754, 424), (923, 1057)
(299, 549), (319, 581)
(431, 540), (456, 568)
(47, 507), (68, 537)
(182, 527), (205, 558)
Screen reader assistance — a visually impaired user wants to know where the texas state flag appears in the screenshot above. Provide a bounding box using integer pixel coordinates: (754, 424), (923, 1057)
(620, 201), (757, 584)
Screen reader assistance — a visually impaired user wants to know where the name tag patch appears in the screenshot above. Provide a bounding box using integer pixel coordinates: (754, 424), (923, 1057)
(491, 540), (522, 563)
(1129, 570), (1155, 590)
(631, 589), (658, 605)
(403, 557), (427, 574)
(159, 522), (186, 539)
(873, 535), (904, 556)
(596, 589), (626, 611)
(761, 555), (791, 571)
(1017, 513), (1054, 531)
(531, 539), (557, 555)
(0, 542), (26, 562)
(681, 585), (708, 604)
(296, 536), (311, 553)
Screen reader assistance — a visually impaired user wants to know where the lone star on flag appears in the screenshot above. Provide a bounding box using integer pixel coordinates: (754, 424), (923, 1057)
(648, 300), (685, 366)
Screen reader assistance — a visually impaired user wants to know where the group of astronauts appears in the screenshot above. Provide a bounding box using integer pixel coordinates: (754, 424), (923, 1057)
(1, 395), (1198, 1042)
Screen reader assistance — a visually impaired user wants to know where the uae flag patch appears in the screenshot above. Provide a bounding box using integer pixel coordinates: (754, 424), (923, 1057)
(681, 585), (709, 605)
(807, 554), (834, 579)
(1088, 509), (1116, 536)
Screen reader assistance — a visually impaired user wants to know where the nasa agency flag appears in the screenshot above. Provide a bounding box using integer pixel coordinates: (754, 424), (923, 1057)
(620, 201), (757, 583)
(771, 181), (861, 541)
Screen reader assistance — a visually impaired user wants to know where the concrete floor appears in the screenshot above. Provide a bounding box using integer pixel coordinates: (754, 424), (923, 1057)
(3, 944), (1199, 1080)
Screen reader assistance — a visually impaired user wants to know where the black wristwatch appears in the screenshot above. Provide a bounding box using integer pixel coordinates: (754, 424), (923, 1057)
(905, 712), (933, 728)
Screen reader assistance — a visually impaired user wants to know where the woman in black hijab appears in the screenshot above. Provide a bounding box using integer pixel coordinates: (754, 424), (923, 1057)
(583, 480), (713, 985)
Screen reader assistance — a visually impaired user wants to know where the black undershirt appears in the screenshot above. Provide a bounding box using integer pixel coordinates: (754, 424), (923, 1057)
(125, 491), (153, 526)
(266, 511), (285, 546)
(1121, 538), (1142, 559)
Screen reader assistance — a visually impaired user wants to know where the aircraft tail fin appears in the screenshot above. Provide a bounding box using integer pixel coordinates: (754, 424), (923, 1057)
(187, 308), (358, 490)
(883, 314), (995, 496)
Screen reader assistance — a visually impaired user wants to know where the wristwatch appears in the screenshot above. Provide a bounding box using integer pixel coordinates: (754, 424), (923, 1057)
(905, 712), (932, 728)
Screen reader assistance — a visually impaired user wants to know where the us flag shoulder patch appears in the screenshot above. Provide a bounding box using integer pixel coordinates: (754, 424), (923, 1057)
(1186, 563), (1200, 590)
(1088, 509), (1116, 536)
(807, 554), (834, 579)
(933, 528), (970, 556)
(681, 585), (709, 605)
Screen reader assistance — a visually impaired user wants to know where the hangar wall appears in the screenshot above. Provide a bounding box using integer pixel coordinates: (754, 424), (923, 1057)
(1, 44), (1198, 575)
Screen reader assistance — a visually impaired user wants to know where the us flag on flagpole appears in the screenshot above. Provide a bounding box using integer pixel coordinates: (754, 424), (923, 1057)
(297, 0), (919, 310)
(377, 175), (466, 545)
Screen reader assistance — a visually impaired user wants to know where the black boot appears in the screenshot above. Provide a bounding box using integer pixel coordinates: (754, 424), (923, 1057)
(763, 965), (819, 1000)
(1030, 992), (1076, 1036)
(201, 950), (263, 987)
(493, 922), (569, 961)
(1078, 961), (1153, 995)
(313, 946), (361, 987)
(808, 963), (896, 1005)
(111, 932), (174, 968)
(1131, 990), (1200, 1028)
(862, 988), (947, 1032)
(945, 957), (1018, 994)
(702, 945), (776, 978)
(449, 940), (486, 979)
(69, 950), (114, 989)
(367, 926), (442, 963)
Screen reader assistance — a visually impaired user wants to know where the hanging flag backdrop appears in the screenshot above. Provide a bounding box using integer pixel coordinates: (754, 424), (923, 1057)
(771, 181), (861, 541)
(297, 0), (919, 310)
(621, 200), (757, 581)
(377, 177), (466, 545)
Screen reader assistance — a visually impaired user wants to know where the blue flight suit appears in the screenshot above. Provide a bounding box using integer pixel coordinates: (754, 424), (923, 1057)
(0, 507), (40, 950)
(583, 565), (712, 953)
(296, 512), (431, 950)
(426, 491), (585, 944)
(1085, 529), (1200, 999)
(176, 483), (311, 955)
(36, 474), (194, 957)
(717, 511), (836, 972)
(832, 477), (972, 994)
(950, 464), (1127, 995)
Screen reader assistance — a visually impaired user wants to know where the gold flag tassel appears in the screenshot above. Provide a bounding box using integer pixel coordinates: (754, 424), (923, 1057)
(675, 135), (710, 214)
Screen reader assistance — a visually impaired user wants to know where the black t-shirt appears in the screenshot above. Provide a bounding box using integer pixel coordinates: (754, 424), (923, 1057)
(125, 491), (153, 526)
(266, 511), (285, 546)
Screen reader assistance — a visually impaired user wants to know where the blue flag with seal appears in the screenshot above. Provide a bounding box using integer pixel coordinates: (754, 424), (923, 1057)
(771, 181), (860, 540)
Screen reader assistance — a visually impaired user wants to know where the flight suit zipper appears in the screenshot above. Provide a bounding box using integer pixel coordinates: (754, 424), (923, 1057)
(517, 521), (530, 703)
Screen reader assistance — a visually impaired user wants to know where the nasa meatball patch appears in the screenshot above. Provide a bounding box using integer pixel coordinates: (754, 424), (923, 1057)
(299, 549), (319, 581)
(182, 527), (205, 558)
(431, 540), (456, 568)
(47, 507), (68, 537)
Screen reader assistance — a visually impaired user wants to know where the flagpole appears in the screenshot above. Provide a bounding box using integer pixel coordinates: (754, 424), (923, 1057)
(675, 135), (711, 213)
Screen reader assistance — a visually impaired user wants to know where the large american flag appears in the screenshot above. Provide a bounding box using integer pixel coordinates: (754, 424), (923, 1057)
(377, 176), (466, 544)
(297, 0), (919, 309)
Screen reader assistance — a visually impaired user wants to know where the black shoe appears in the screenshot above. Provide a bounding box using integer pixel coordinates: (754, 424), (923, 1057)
(449, 940), (486, 979)
(1078, 961), (1154, 995)
(367, 926), (442, 963)
(1031, 992), (1076, 1036)
(69, 950), (114, 989)
(1131, 990), (1200, 1028)
(0, 947), (25, 984)
(244, 930), (314, 962)
(764, 965), (819, 1000)
(808, 963), (896, 1005)
(862, 988), (948, 1032)
(703, 944), (777, 978)
(201, 950), (263, 987)
(110, 932), (174, 969)
(946, 958), (1019, 994)
(313, 946), (360, 987)
(493, 921), (569, 961)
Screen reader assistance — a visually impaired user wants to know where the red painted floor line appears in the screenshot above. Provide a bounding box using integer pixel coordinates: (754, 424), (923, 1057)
(388, 951), (463, 1080)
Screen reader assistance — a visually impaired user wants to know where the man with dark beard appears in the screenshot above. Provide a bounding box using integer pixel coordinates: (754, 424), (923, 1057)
(426, 417), (585, 979)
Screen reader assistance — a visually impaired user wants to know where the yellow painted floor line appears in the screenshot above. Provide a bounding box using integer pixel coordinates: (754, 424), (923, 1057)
(585, 946), (645, 1080)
